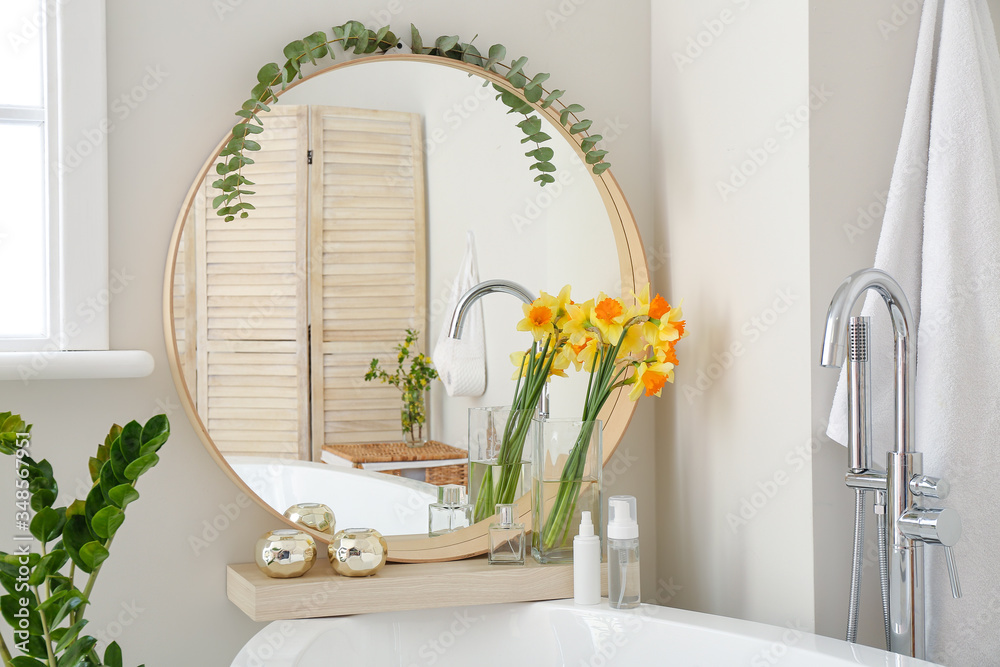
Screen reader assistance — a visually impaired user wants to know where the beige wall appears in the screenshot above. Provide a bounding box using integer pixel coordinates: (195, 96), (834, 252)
(0, 1), (653, 664)
(650, 0), (815, 629)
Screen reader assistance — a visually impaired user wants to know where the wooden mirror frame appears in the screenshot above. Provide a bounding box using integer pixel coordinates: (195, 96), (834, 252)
(163, 52), (648, 562)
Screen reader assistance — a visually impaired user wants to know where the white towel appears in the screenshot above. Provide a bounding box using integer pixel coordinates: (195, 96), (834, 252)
(433, 231), (487, 397)
(827, 1), (1000, 663)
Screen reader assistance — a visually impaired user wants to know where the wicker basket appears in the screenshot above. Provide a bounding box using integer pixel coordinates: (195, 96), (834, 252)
(425, 463), (467, 487)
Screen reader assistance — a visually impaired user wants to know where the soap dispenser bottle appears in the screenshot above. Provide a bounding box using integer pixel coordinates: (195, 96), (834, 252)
(428, 484), (473, 536)
(573, 511), (601, 604)
(608, 495), (640, 609)
(488, 503), (525, 565)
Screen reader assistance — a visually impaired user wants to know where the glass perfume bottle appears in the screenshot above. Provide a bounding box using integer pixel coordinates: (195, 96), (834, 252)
(488, 503), (525, 565)
(428, 484), (473, 536)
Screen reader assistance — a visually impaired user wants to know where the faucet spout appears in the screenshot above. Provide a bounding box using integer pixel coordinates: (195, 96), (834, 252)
(820, 268), (916, 455)
(448, 280), (536, 339)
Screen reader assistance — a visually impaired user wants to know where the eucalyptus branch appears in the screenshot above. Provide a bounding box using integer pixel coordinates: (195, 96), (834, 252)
(213, 20), (612, 221)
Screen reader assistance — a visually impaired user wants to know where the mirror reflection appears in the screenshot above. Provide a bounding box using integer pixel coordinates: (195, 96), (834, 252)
(170, 59), (622, 537)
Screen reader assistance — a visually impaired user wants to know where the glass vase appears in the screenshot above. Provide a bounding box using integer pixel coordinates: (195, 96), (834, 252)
(402, 389), (427, 448)
(532, 417), (602, 564)
(467, 406), (534, 524)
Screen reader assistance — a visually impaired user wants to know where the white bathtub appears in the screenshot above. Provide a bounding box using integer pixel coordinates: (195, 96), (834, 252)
(231, 599), (939, 666)
(226, 456), (438, 536)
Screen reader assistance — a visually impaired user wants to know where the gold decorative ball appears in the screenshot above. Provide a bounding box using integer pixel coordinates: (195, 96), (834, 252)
(255, 529), (317, 578)
(283, 502), (336, 536)
(328, 528), (388, 577)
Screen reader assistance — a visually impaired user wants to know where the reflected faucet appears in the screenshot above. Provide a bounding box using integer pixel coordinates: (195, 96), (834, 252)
(821, 269), (961, 659)
(448, 279), (549, 417)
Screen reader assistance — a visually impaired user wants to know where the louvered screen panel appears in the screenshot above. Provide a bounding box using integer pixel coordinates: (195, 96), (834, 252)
(309, 106), (427, 457)
(193, 105), (311, 459)
(173, 205), (197, 392)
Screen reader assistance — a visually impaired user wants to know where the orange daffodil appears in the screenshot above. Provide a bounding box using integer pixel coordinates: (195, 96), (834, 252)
(509, 282), (687, 406)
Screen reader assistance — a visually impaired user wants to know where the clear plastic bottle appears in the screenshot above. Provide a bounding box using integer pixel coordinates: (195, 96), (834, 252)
(607, 495), (640, 609)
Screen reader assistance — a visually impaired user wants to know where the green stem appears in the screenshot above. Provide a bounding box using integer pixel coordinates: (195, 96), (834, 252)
(32, 587), (57, 667)
(0, 631), (13, 667)
(72, 534), (115, 626)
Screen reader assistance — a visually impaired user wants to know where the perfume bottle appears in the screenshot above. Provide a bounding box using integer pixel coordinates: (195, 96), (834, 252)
(428, 484), (473, 536)
(488, 503), (525, 565)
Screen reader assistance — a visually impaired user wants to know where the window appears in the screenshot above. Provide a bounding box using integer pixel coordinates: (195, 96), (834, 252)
(0, 0), (110, 353)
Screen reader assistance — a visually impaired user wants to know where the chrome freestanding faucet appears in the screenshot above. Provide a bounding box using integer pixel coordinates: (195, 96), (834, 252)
(448, 279), (549, 417)
(821, 268), (962, 659)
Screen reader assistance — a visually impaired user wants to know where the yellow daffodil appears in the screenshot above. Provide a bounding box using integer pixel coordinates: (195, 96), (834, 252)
(627, 361), (675, 401)
(547, 350), (570, 380)
(561, 299), (595, 344)
(657, 300), (687, 344)
(630, 284), (652, 319)
(517, 293), (559, 341)
(541, 284), (574, 320)
(562, 335), (600, 371)
(654, 339), (680, 365)
(593, 293), (627, 345)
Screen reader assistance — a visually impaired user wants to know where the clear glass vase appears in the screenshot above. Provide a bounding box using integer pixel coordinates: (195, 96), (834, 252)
(467, 406), (534, 524)
(402, 390), (427, 448)
(532, 417), (602, 564)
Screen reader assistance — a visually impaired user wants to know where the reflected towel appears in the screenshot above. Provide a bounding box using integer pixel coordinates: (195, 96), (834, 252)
(433, 231), (487, 397)
(827, 1), (1000, 663)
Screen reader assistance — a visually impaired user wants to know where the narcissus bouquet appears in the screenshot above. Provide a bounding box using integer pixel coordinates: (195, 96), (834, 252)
(526, 284), (686, 548)
(477, 283), (687, 535)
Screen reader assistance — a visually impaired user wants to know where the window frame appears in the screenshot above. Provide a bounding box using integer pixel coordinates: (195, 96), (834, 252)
(0, 0), (109, 353)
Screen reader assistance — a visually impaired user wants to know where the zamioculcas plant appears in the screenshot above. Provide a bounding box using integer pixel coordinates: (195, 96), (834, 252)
(0, 412), (169, 667)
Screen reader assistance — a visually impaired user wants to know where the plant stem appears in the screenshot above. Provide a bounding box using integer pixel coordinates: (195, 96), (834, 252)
(0, 631), (13, 667)
(32, 586), (57, 667)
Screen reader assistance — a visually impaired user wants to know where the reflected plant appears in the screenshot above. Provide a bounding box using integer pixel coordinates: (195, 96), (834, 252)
(364, 329), (438, 446)
(212, 20), (611, 221)
(0, 412), (169, 667)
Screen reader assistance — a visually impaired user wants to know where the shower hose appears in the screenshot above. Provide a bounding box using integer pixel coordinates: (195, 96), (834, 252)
(846, 488), (891, 649)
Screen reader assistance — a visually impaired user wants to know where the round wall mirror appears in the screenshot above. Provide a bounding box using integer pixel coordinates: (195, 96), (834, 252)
(164, 53), (647, 561)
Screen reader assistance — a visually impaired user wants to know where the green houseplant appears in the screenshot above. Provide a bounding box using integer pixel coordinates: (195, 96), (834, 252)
(0, 412), (169, 667)
(364, 329), (438, 447)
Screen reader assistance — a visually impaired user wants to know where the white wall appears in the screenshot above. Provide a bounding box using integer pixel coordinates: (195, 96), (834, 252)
(0, 1), (653, 664)
(650, 0), (815, 629)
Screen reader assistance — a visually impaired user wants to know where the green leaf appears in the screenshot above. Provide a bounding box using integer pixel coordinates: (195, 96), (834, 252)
(410, 24), (424, 53)
(53, 619), (88, 654)
(559, 104), (585, 125)
(2, 595), (41, 635)
(540, 89), (565, 109)
(517, 116), (542, 135)
(85, 484), (105, 530)
(256, 63), (280, 86)
(120, 420), (142, 462)
(282, 40), (307, 73)
(580, 134), (603, 152)
(36, 589), (68, 616)
(10, 657), (46, 667)
(534, 173), (556, 184)
(570, 119), (593, 134)
(508, 56), (528, 79)
(525, 147), (554, 161)
(524, 132), (551, 144)
(79, 542), (110, 572)
(592, 162), (612, 175)
(29, 507), (64, 543)
(63, 515), (95, 573)
(523, 85), (542, 103)
(139, 414), (170, 456)
(435, 35), (459, 54)
(460, 42), (483, 66)
(374, 26), (397, 52)
(90, 507), (124, 541)
(108, 484), (139, 509)
(28, 550), (67, 586)
(507, 71), (527, 89)
(100, 460), (124, 502)
(55, 635), (96, 667)
(104, 642), (123, 667)
(49, 590), (86, 627)
(30, 487), (55, 512)
(302, 31), (329, 61)
(484, 43), (506, 72)
(530, 161), (556, 172)
(124, 453), (159, 481)
(524, 72), (550, 90)
(585, 149), (609, 164)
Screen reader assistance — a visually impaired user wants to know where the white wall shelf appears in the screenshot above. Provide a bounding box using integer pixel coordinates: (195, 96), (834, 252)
(0, 350), (155, 381)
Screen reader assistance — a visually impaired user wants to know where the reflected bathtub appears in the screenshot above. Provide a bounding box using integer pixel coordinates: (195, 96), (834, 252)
(227, 456), (437, 536)
(231, 599), (939, 667)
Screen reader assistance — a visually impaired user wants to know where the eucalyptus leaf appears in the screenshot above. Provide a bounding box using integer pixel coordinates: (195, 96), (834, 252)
(303, 31), (329, 61)
(534, 173), (556, 184)
(530, 161), (556, 172)
(523, 85), (542, 103)
(524, 72), (550, 90)
(485, 43), (506, 71)
(508, 56), (528, 79)
(410, 24), (424, 53)
(569, 119), (593, 134)
(435, 35), (458, 54)
(592, 162), (612, 175)
(581, 134), (603, 152)
(585, 149), (609, 164)
(256, 63), (280, 86)
(559, 103), (586, 125)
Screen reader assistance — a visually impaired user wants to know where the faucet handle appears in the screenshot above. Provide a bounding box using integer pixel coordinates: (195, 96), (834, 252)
(898, 507), (962, 545)
(944, 546), (962, 599)
(909, 474), (950, 500)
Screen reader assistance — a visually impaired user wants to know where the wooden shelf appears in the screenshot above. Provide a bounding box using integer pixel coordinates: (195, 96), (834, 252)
(227, 556), (608, 622)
